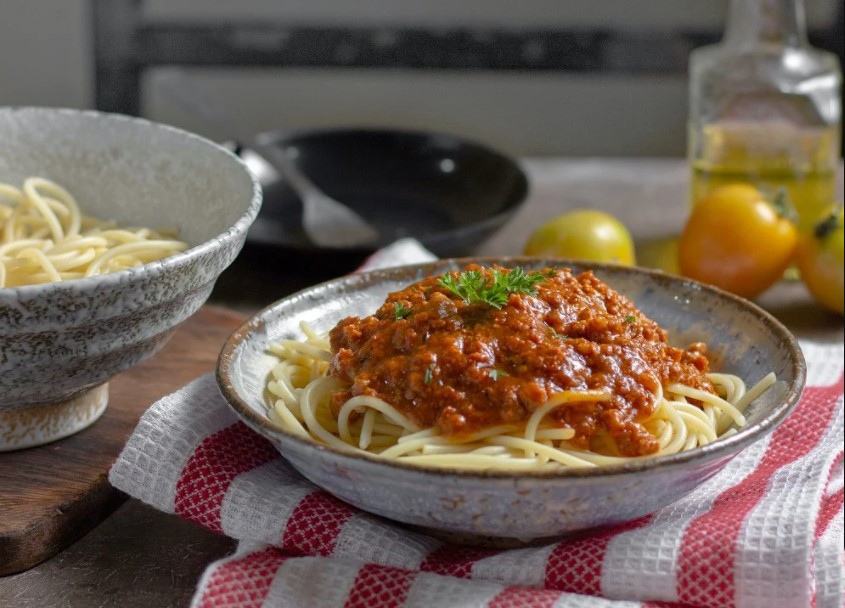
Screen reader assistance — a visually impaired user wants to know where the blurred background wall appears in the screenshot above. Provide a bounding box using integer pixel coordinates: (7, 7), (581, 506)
(0, 0), (840, 156)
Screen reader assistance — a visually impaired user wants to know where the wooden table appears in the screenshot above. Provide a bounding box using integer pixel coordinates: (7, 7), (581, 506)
(1, 158), (842, 608)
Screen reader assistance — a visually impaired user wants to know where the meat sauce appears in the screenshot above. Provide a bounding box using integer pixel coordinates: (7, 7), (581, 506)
(329, 266), (713, 456)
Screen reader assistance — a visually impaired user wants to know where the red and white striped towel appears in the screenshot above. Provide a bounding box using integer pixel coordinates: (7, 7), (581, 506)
(110, 240), (844, 608)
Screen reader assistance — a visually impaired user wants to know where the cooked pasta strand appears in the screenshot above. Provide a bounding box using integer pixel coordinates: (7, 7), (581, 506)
(0, 177), (186, 288)
(262, 322), (775, 471)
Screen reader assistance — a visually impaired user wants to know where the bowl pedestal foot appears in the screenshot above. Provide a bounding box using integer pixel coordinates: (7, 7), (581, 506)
(0, 384), (109, 452)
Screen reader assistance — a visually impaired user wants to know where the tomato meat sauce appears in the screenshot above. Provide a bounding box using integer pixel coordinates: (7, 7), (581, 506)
(329, 266), (713, 456)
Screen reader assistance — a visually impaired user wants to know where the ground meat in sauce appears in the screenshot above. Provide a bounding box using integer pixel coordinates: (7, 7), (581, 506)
(329, 265), (713, 456)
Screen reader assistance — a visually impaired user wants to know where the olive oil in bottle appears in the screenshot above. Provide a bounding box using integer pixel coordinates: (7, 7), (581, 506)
(688, 0), (841, 231)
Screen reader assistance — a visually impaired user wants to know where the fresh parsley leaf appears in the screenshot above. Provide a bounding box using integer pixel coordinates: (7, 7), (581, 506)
(394, 302), (412, 320)
(423, 365), (434, 384)
(438, 267), (546, 309)
(547, 326), (570, 340)
(624, 314), (637, 324)
(487, 368), (509, 380)
(439, 270), (484, 305)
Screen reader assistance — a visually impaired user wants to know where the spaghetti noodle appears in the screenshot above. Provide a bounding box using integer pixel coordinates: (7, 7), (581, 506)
(263, 266), (776, 471)
(0, 177), (187, 288)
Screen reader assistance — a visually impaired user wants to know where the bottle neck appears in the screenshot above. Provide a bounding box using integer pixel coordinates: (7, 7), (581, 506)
(723, 0), (808, 49)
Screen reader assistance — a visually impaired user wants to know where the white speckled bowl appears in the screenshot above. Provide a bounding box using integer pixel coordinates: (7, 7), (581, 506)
(0, 107), (261, 450)
(218, 259), (805, 542)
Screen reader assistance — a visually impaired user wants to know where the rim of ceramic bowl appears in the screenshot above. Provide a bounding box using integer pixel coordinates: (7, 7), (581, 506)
(0, 106), (262, 299)
(217, 257), (807, 480)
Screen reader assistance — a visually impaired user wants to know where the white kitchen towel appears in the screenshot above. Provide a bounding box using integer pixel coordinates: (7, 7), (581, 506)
(110, 241), (844, 608)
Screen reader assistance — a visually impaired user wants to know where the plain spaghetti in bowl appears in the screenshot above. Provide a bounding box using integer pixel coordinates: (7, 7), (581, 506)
(0, 176), (187, 288)
(264, 265), (776, 471)
(0, 106), (261, 451)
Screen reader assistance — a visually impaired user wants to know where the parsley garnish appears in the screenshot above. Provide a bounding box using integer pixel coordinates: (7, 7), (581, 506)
(423, 365), (434, 384)
(624, 314), (637, 324)
(488, 368), (509, 380)
(394, 302), (412, 320)
(438, 267), (546, 309)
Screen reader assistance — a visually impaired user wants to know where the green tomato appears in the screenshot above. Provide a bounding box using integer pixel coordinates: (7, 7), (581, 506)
(523, 210), (636, 266)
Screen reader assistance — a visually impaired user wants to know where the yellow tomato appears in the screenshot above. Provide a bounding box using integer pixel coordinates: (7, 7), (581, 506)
(523, 210), (635, 265)
(679, 184), (797, 298)
(797, 205), (844, 315)
(692, 183), (762, 208)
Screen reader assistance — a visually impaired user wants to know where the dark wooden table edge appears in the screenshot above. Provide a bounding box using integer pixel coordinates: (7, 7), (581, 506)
(0, 305), (245, 576)
(0, 476), (126, 576)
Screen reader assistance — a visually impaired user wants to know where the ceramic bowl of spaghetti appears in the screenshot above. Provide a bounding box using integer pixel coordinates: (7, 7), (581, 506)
(217, 259), (805, 541)
(0, 107), (261, 450)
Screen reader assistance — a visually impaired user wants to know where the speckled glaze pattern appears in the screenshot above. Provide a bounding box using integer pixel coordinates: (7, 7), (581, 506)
(218, 258), (806, 541)
(0, 107), (262, 449)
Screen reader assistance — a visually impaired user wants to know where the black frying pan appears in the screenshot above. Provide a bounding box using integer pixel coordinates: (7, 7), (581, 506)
(242, 128), (529, 258)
